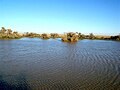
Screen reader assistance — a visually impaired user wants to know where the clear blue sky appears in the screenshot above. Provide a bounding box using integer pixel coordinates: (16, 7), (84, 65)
(0, 0), (120, 35)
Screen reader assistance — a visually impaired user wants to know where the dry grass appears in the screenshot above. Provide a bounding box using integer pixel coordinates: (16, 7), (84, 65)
(95, 35), (111, 39)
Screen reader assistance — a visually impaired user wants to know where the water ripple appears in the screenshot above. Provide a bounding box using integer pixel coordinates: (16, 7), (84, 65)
(0, 39), (120, 90)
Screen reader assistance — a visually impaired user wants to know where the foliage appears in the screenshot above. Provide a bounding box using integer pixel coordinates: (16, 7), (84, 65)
(40, 33), (50, 39)
(50, 33), (59, 38)
(62, 32), (78, 42)
(0, 27), (22, 39)
(89, 33), (95, 39)
(0, 27), (120, 41)
(24, 32), (40, 38)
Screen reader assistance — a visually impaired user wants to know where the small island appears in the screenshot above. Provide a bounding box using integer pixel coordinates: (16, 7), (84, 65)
(0, 27), (120, 42)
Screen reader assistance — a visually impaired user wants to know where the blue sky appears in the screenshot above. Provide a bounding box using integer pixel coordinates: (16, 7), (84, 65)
(0, 0), (120, 35)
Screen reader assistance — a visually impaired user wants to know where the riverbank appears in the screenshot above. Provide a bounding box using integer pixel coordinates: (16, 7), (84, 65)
(0, 27), (120, 42)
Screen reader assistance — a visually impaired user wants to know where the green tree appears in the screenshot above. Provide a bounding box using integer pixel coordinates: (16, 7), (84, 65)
(0, 27), (7, 34)
(89, 33), (94, 39)
(7, 29), (12, 35)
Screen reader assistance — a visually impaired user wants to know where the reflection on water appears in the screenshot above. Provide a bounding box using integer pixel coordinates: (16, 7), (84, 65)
(0, 38), (120, 90)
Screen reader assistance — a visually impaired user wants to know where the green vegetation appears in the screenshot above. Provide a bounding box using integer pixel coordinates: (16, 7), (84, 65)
(24, 32), (40, 38)
(62, 32), (78, 42)
(77, 32), (85, 39)
(50, 33), (60, 38)
(40, 33), (50, 39)
(0, 27), (120, 42)
(0, 27), (22, 39)
(110, 35), (120, 41)
(89, 33), (95, 39)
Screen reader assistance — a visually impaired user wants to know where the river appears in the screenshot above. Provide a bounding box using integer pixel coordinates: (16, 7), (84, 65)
(0, 38), (120, 90)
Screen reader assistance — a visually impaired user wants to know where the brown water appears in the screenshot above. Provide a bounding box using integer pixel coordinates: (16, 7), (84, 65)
(0, 38), (120, 90)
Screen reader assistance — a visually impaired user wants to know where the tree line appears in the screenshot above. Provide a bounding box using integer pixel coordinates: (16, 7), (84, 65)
(0, 27), (22, 39)
(0, 27), (120, 42)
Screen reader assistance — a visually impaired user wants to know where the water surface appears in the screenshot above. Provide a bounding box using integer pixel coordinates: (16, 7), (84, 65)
(0, 38), (120, 90)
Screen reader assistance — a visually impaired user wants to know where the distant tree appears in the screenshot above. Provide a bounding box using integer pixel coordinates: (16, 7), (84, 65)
(1, 27), (5, 30)
(89, 33), (95, 39)
(0, 27), (7, 34)
(13, 31), (19, 38)
(0, 27), (22, 39)
(62, 32), (78, 42)
(119, 33), (120, 40)
(24, 32), (29, 37)
(41, 33), (50, 39)
(81, 34), (85, 39)
(7, 29), (12, 34)
(78, 33), (83, 39)
(50, 33), (59, 38)
(13, 31), (18, 35)
(110, 36), (119, 40)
